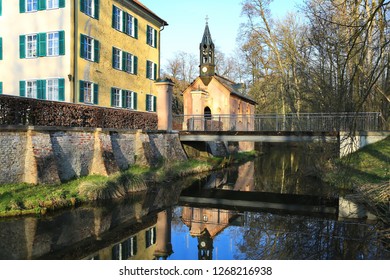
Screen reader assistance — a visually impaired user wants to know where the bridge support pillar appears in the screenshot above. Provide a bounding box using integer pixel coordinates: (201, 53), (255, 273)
(155, 79), (175, 131)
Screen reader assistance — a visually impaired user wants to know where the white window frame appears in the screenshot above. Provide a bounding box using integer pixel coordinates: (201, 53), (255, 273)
(112, 88), (121, 107)
(26, 80), (37, 98)
(124, 90), (135, 109)
(84, 36), (94, 61)
(46, 79), (59, 101)
(113, 6), (123, 31)
(47, 32), (59, 56)
(26, 0), (38, 12)
(147, 61), (156, 80)
(84, 0), (94, 18)
(83, 81), (93, 104)
(47, 0), (59, 9)
(113, 48), (122, 70)
(146, 94), (156, 112)
(126, 14), (136, 37)
(26, 34), (37, 58)
(125, 53), (134, 74)
(147, 26), (156, 47)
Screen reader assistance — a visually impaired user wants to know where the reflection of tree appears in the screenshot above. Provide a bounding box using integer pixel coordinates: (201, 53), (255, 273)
(235, 212), (390, 260)
(254, 143), (337, 196)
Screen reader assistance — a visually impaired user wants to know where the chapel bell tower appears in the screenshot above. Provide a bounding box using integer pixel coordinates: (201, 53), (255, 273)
(200, 17), (215, 83)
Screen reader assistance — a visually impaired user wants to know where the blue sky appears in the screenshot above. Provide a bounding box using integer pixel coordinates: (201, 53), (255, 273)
(140, 0), (303, 68)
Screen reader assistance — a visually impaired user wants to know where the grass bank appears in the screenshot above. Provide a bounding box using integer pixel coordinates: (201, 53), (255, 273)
(0, 151), (258, 217)
(325, 136), (390, 223)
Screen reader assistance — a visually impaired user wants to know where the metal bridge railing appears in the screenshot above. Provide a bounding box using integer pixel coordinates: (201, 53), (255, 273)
(172, 112), (381, 132)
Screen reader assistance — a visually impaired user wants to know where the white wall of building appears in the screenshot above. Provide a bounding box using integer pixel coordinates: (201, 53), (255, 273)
(0, 2), (72, 101)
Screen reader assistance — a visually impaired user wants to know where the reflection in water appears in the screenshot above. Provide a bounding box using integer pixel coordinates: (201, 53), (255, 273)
(0, 143), (389, 260)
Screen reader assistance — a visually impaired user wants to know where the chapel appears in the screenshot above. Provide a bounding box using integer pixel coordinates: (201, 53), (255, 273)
(182, 21), (257, 131)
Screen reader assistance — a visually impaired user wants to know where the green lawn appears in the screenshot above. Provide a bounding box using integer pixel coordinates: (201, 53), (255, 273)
(0, 152), (257, 217)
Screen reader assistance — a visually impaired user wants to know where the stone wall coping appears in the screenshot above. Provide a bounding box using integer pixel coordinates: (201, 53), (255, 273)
(0, 125), (180, 135)
(339, 131), (390, 136)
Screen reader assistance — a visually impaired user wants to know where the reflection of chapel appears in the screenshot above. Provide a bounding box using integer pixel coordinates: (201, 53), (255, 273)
(182, 21), (257, 120)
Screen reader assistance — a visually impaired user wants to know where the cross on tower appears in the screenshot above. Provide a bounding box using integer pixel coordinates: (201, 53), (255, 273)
(205, 15), (209, 24)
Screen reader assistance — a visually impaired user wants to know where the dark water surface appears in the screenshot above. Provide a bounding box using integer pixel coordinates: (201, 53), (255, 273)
(0, 143), (389, 260)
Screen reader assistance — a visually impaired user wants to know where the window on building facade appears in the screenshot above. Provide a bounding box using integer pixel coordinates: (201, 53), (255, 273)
(46, 79), (59, 100)
(146, 60), (157, 80)
(47, 0), (58, 9)
(79, 80), (98, 104)
(80, 0), (99, 19)
(124, 53), (137, 74)
(146, 94), (157, 112)
(112, 6), (138, 39)
(26, 80), (37, 98)
(145, 227), (157, 248)
(26, 0), (38, 12)
(26, 34), (37, 58)
(112, 6), (122, 31)
(111, 88), (137, 110)
(112, 47), (121, 70)
(19, 79), (65, 101)
(80, 34), (99, 62)
(124, 90), (137, 110)
(47, 32), (59, 56)
(112, 88), (121, 107)
(146, 25), (157, 48)
(124, 13), (137, 38)
(20, 31), (65, 58)
(111, 236), (137, 260)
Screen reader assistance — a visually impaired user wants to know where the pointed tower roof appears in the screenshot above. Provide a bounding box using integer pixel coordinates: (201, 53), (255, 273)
(201, 22), (214, 48)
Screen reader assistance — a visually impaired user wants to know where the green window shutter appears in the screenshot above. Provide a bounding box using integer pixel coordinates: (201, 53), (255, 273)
(133, 56), (138, 75)
(153, 63), (157, 80)
(146, 94), (150, 111)
(122, 51), (127, 71)
(93, 84), (99, 104)
(121, 90), (127, 108)
(94, 39), (100, 63)
(59, 0), (65, 8)
(20, 0), (26, 13)
(153, 96), (157, 112)
(0, 82), (3, 94)
(0, 37), (2, 60)
(133, 92), (137, 110)
(59, 31), (65, 55)
(0, 0), (2, 16)
(20, 81), (26, 97)
(80, 34), (85, 58)
(134, 18), (138, 39)
(112, 47), (115, 68)
(58, 78), (65, 101)
(79, 80), (84, 102)
(38, 0), (46, 11)
(122, 11), (129, 34)
(112, 5), (116, 28)
(19, 35), (26, 59)
(38, 33), (47, 57)
(110, 87), (115, 106)
(80, 0), (85, 13)
(146, 61), (151, 79)
(146, 26), (150, 44)
(153, 29), (157, 48)
(37, 80), (46, 100)
(94, 0), (99, 19)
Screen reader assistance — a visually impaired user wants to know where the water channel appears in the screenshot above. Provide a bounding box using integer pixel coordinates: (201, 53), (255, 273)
(0, 143), (389, 260)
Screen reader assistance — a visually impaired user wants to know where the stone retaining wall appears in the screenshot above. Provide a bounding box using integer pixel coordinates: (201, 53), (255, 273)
(0, 126), (187, 184)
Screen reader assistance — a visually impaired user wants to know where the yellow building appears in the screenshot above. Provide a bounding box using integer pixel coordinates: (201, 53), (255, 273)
(0, 0), (167, 112)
